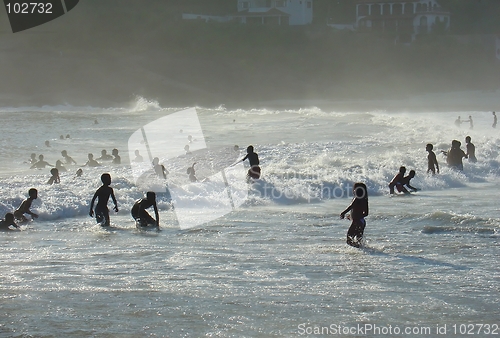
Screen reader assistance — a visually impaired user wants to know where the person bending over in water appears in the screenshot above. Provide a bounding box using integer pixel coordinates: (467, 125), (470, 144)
(0, 213), (19, 231)
(239, 145), (261, 181)
(389, 166), (406, 194)
(340, 182), (369, 248)
(400, 170), (419, 194)
(89, 173), (118, 227)
(465, 136), (477, 163)
(131, 191), (159, 228)
(14, 188), (39, 222)
(426, 144), (439, 175)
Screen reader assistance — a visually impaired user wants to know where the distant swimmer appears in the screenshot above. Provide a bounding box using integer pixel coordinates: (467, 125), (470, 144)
(94, 119), (98, 125)
(466, 115), (473, 129)
(14, 188), (38, 222)
(340, 182), (369, 248)
(152, 157), (168, 179)
(493, 112), (497, 128)
(465, 136), (477, 163)
(234, 145), (240, 152)
(76, 168), (83, 177)
(96, 149), (113, 162)
(60, 135), (64, 140)
(454, 116), (462, 127)
(388, 166), (406, 194)
(47, 168), (60, 185)
(239, 145), (261, 181)
(45, 140), (50, 147)
(131, 191), (159, 228)
(133, 150), (143, 163)
(187, 163), (197, 182)
(55, 160), (67, 172)
(426, 144), (439, 175)
(442, 140), (467, 171)
(112, 148), (121, 164)
(61, 150), (77, 165)
(0, 213), (19, 231)
(89, 173), (118, 227)
(66, 134), (70, 139)
(30, 155), (54, 169)
(82, 153), (101, 167)
(184, 145), (191, 155)
(188, 135), (193, 143)
(29, 153), (37, 164)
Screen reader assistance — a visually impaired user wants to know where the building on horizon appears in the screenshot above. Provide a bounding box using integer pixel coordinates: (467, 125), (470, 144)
(329, 0), (450, 42)
(183, 0), (313, 26)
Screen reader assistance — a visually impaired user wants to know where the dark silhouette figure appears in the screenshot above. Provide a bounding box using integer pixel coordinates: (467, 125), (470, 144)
(340, 183), (369, 248)
(0, 213), (19, 231)
(131, 191), (159, 228)
(30, 155), (54, 169)
(89, 173), (118, 227)
(442, 140), (467, 171)
(47, 168), (60, 185)
(426, 144), (439, 175)
(240, 145), (261, 180)
(465, 136), (477, 163)
(14, 188), (38, 222)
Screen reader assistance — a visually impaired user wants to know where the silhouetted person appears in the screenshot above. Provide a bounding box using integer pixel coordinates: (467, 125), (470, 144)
(83, 153), (101, 167)
(96, 149), (113, 161)
(29, 153), (37, 164)
(0, 213), (19, 231)
(152, 157), (168, 179)
(426, 144), (439, 175)
(76, 168), (83, 177)
(45, 140), (50, 147)
(112, 148), (121, 164)
(389, 166), (406, 194)
(61, 150), (77, 165)
(493, 111), (497, 128)
(454, 116), (462, 127)
(131, 191), (159, 228)
(133, 150), (143, 163)
(400, 170), (419, 194)
(466, 115), (473, 129)
(14, 188), (38, 222)
(240, 145), (261, 180)
(187, 163), (197, 182)
(55, 160), (67, 173)
(442, 140), (467, 171)
(89, 173), (118, 227)
(47, 168), (60, 185)
(30, 155), (53, 169)
(465, 136), (477, 163)
(340, 182), (369, 248)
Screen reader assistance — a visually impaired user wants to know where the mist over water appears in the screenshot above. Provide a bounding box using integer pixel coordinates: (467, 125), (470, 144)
(0, 101), (499, 336)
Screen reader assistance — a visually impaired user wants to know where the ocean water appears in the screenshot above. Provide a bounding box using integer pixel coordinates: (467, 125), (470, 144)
(0, 100), (499, 337)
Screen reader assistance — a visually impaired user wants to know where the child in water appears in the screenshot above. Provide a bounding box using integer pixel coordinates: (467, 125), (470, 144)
(0, 213), (20, 231)
(340, 183), (369, 248)
(89, 173), (118, 226)
(47, 168), (60, 185)
(426, 144), (439, 175)
(14, 188), (39, 222)
(131, 191), (159, 228)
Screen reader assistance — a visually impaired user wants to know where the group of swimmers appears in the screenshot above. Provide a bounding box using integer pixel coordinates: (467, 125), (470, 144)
(341, 133), (480, 248)
(454, 111), (497, 129)
(2, 145), (262, 231)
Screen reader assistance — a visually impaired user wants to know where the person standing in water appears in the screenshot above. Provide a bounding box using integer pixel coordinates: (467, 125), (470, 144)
(240, 145), (261, 180)
(340, 182), (369, 248)
(61, 150), (77, 165)
(131, 191), (159, 228)
(492, 111), (497, 128)
(442, 140), (467, 171)
(89, 173), (118, 227)
(465, 136), (477, 163)
(466, 115), (473, 129)
(47, 168), (60, 185)
(426, 144), (439, 175)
